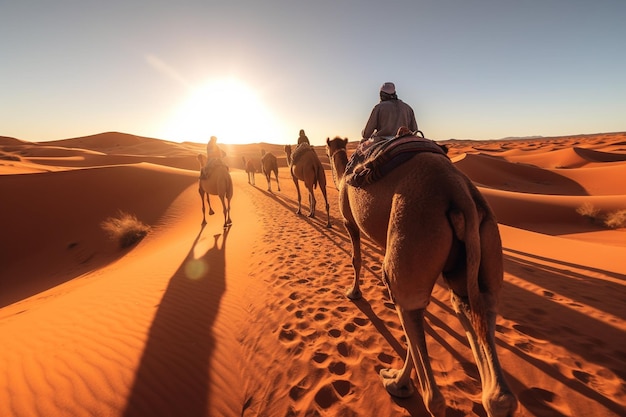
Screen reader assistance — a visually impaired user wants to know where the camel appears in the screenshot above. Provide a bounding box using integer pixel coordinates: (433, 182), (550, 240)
(325, 137), (517, 417)
(284, 144), (331, 228)
(197, 154), (233, 228)
(260, 150), (280, 192)
(243, 156), (256, 186)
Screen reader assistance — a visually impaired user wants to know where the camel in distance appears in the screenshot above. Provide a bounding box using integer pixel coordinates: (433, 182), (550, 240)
(197, 154), (233, 228)
(260, 150), (280, 192)
(242, 156), (256, 186)
(325, 136), (517, 417)
(284, 144), (331, 228)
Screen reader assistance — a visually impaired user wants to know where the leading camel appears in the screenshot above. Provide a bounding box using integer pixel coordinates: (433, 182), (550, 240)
(197, 154), (233, 228)
(284, 144), (331, 228)
(325, 137), (516, 417)
(260, 150), (280, 192)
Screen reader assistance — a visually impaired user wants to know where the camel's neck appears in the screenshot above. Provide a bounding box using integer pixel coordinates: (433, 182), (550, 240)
(329, 148), (348, 187)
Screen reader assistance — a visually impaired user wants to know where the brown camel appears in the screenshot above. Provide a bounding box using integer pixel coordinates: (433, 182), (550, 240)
(325, 137), (517, 417)
(197, 154), (233, 228)
(243, 156), (256, 186)
(284, 144), (331, 228)
(260, 150), (280, 192)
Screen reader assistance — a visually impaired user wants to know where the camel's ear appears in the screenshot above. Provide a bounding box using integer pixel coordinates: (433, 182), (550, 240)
(343, 137), (349, 145)
(326, 137), (330, 144)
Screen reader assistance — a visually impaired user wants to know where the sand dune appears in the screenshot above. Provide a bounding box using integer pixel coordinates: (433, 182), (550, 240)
(1, 131), (624, 417)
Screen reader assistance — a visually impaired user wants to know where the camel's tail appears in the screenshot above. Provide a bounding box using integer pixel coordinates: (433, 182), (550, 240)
(449, 195), (487, 340)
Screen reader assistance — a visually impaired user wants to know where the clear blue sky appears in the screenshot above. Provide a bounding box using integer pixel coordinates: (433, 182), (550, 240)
(1, 0), (625, 146)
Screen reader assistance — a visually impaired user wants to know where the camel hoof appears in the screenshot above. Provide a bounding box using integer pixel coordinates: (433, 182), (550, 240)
(379, 368), (414, 398)
(326, 222), (332, 228)
(484, 392), (518, 417)
(346, 287), (362, 300)
(308, 213), (315, 218)
(209, 209), (215, 216)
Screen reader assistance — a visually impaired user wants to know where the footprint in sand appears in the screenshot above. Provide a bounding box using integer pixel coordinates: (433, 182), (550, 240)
(343, 322), (356, 333)
(328, 328), (341, 338)
(337, 341), (350, 357)
(377, 352), (395, 365)
(314, 380), (353, 409)
(312, 351), (329, 364)
(353, 317), (369, 326)
(328, 361), (346, 375)
(572, 370), (592, 384)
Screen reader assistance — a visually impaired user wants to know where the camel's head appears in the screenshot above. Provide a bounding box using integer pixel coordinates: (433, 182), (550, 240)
(325, 137), (348, 159)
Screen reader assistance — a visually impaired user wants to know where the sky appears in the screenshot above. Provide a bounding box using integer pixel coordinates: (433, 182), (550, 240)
(1, 0), (625, 146)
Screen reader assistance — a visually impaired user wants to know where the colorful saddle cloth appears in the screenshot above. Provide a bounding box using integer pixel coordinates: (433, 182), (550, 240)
(345, 135), (448, 187)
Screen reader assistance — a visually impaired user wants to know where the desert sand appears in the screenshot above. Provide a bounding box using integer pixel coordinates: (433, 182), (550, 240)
(1, 131), (624, 417)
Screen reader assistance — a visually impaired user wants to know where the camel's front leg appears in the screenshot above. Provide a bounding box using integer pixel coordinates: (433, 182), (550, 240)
(383, 305), (446, 417)
(450, 292), (517, 417)
(344, 221), (362, 300)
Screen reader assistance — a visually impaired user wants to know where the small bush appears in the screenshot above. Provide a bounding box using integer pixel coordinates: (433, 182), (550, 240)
(576, 202), (600, 219)
(101, 211), (151, 248)
(604, 209), (626, 229)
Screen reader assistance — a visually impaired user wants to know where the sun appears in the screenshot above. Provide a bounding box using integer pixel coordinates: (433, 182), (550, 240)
(162, 78), (287, 145)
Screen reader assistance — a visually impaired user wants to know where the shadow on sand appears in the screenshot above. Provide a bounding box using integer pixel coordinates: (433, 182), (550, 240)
(123, 225), (230, 417)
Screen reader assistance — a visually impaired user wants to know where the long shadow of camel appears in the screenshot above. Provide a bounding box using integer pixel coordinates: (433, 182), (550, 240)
(123, 225), (229, 417)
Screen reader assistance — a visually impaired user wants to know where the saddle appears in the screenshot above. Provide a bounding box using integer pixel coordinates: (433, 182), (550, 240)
(345, 130), (449, 187)
(199, 158), (227, 179)
(291, 143), (314, 165)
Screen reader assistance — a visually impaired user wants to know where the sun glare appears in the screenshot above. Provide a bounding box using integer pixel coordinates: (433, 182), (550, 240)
(162, 78), (287, 145)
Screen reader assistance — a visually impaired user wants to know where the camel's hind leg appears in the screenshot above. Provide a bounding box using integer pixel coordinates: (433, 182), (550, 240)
(447, 219), (517, 417)
(265, 172), (272, 192)
(274, 170), (281, 191)
(220, 195), (232, 228)
(306, 182), (317, 218)
(198, 186), (207, 225)
(292, 175), (303, 215)
(382, 305), (446, 417)
(320, 184), (331, 228)
(450, 293), (516, 417)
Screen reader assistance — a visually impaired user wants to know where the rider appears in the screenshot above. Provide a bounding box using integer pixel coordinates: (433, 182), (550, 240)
(297, 129), (310, 146)
(361, 82), (418, 142)
(201, 136), (226, 178)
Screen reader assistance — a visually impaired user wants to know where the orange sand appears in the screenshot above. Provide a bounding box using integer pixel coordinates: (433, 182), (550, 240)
(1, 131), (624, 416)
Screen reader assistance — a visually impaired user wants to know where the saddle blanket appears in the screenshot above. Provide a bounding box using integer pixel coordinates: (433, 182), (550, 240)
(291, 143), (314, 165)
(345, 135), (448, 187)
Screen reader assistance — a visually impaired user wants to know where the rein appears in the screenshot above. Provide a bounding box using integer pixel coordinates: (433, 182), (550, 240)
(328, 147), (348, 190)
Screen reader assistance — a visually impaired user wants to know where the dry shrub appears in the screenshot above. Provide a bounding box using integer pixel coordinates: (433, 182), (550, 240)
(101, 211), (151, 248)
(604, 209), (626, 229)
(576, 202), (600, 219)
(576, 203), (626, 229)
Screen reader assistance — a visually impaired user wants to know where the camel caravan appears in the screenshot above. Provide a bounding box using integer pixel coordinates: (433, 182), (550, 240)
(196, 130), (517, 416)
